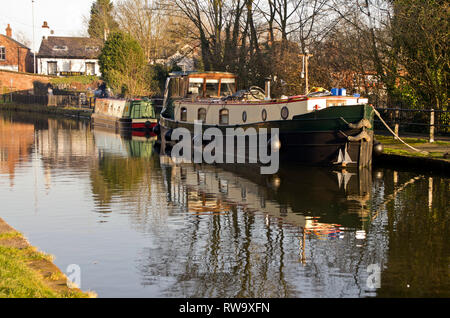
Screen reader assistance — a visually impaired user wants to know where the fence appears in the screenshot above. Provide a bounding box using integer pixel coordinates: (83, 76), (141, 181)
(374, 107), (450, 141)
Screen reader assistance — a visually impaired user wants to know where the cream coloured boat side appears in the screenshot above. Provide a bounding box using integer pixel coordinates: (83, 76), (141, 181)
(172, 96), (368, 125)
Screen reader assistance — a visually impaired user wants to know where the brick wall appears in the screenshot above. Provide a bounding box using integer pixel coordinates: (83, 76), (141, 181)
(0, 34), (34, 73)
(0, 69), (53, 94)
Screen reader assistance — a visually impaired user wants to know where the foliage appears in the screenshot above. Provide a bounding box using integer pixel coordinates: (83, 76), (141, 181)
(98, 32), (155, 97)
(148, 64), (170, 97)
(0, 233), (90, 298)
(88, 0), (120, 40)
(92, 0), (448, 105)
(389, 0), (449, 110)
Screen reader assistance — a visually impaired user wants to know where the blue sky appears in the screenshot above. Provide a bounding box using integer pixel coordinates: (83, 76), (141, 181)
(0, 0), (104, 51)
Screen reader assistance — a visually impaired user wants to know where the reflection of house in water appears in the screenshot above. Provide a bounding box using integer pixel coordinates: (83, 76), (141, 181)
(35, 118), (96, 191)
(37, 118), (96, 165)
(0, 118), (35, 186)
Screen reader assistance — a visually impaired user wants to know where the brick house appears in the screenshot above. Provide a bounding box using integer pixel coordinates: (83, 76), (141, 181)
(0, 24), (34, 73)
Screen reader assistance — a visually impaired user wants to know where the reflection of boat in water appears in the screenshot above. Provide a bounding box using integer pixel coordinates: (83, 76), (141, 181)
(157, 71), (375, 167)
(158, 156), (372, 236)
(93, 127), (157, 158)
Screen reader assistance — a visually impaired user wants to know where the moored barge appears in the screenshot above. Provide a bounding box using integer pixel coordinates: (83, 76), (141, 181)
(157, 72), (375, 168)
(92, 98), (158, 134)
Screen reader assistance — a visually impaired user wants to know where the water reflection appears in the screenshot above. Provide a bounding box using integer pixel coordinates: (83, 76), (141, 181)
(0, 116), (35, 187)
(0, 111), (448, 297)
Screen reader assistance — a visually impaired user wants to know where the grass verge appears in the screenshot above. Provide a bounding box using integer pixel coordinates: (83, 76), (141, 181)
(375, 134), (449, 161)
(0, 220), (95, 298)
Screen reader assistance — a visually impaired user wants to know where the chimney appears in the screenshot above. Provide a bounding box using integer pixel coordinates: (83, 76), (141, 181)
(42, 21), (51, 39)
(5, 24), (12, 38)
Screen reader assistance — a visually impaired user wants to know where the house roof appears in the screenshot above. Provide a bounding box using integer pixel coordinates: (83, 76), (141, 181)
(37, 36), (102, 59)
(0, 34), (31, 50)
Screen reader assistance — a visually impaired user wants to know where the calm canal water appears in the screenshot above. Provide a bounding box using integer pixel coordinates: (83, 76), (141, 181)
(0, 110), (448, 298)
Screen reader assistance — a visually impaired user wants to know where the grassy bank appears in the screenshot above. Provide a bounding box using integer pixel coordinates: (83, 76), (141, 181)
(0, 103), (92, 118)
(374, 134), (450, 175)
(0, 218), (95, 298)
(375, 134), (450, 160)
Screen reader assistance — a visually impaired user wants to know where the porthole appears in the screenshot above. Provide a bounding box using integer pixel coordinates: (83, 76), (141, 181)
(262, 109), (267, 122)
(281, 106), (289, 120)
(242, 111), (247, 123)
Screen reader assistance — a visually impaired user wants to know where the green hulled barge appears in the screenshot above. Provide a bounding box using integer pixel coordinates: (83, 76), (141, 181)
(157, 72), (375, 167)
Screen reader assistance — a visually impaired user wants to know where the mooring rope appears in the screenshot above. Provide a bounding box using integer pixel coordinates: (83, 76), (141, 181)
(371, 105), (429, 155)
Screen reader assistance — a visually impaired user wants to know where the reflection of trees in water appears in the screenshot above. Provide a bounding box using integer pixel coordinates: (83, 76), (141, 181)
(134, 163), (390, 297)
(88, 148), (161, 216)
(137, 205), (298, 297)
(376, 172), (450, 297)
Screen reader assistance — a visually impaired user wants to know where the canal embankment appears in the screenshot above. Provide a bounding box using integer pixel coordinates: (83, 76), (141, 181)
(0, 218), (95, 298)
(0, 102), (92, 119)
(374, 134), (450, 175)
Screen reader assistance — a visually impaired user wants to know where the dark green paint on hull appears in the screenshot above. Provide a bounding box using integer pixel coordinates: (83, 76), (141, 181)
(159, 105), (375, 167)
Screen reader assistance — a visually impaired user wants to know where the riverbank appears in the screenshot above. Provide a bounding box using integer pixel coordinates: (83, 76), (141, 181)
(0, 102), (92, 119)
(0, 218), (95, 298)
(374, 134), (450, 175)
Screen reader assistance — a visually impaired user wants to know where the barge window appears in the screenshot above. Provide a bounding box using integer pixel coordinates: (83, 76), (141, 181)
(262, 109), (267, 122)
(180, 107), (187, 121)
(219, 109), (229, 125)
(281, 107), (289, 120)
(198, 108), (207, 123)
(205, 79), (219, 97)
(220, 78), (236, 97)
(189, 78), (203, 98)
(0, 47), (5, 60)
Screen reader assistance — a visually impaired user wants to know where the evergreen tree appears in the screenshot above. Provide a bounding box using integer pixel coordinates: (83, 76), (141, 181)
(99, 32), (156, 97)
(88, 0), (119, 40)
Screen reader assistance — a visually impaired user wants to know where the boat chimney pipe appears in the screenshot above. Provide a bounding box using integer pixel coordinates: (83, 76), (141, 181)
(265, 77), (271, 100)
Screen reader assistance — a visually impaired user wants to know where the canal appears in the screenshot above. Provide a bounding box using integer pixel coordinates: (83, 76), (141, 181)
(0, 110), (448, 298)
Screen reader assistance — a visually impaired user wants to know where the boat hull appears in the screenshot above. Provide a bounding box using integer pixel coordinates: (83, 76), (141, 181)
(91, 115), (157, 135)
(91, 98), (158, 135)
(159, 104), (374, 167)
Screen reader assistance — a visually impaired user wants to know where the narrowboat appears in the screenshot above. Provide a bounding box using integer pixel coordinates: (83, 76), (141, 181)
(157, 71), (376, 168)
(92, 98), (158, 134)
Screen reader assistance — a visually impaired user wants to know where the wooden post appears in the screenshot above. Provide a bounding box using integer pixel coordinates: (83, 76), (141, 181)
(429, 109), (435, 143)
(299, 54), (313, 95)
(394, 108), (399, 139)
(305, 56), (309, 94)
